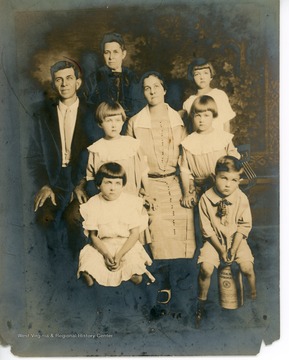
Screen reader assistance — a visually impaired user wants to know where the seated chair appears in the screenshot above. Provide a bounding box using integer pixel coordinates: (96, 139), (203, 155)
(237, 144), (257, 193)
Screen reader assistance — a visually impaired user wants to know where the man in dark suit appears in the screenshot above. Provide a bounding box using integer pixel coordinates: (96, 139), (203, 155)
(29, 60), (100, 258)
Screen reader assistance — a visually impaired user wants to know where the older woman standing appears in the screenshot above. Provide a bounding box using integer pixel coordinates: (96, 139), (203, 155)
(127, 71), (196, 318)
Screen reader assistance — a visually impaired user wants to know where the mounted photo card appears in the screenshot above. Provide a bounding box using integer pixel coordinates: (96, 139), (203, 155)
(0, 0), (281, 358)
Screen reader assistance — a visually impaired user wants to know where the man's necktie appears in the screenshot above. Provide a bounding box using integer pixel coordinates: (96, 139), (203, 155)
(63, 108), (72, 166)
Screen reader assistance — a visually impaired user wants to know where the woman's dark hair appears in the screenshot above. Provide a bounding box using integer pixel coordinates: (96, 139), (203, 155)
(95, 162), (127, 187)
(140, 71), (167, 91)
(100, 32), (126, 53)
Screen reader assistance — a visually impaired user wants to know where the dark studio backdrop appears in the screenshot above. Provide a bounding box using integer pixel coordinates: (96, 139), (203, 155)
(0, 0), (279, 357)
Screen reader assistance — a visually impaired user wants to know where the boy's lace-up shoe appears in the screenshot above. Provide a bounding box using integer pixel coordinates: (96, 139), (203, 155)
(194, 304), (206, 329)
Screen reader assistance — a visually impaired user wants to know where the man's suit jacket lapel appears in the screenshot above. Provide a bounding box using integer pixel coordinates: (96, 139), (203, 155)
(46, 101), (62, 156)
(72, 102), (82, 147)
(70, 101), (90, 185)
(71, 101), (88, 157)
(47, 102), (62, 164)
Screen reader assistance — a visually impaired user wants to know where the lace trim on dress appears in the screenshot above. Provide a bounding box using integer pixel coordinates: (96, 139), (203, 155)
(80, 193), (144, 234)
(181, 130), (234, 155)
(133, 105), (184, 129)
(87, 136), (140, 161)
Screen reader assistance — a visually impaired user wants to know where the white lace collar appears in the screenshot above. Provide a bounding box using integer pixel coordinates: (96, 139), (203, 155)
(134, 104), (184, 129)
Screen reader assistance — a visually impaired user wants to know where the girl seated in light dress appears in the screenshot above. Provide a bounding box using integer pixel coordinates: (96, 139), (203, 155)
(180, 95), (240, 208)
(182, 58), (236, 133)
(77, 162), (155, 287)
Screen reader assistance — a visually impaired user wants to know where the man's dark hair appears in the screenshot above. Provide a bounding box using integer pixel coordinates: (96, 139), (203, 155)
(50, 60), (81, 80)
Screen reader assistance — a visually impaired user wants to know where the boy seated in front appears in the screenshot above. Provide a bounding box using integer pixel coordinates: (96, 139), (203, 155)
(195, 155), (256, 327)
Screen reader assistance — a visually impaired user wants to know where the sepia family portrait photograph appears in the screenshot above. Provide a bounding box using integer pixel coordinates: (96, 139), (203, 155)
(0, 0), (284, 358)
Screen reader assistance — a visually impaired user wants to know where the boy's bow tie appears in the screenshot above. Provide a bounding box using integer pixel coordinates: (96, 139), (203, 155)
(216, 199), (232, 218)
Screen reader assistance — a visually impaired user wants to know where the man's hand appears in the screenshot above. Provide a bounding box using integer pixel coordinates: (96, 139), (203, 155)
(74, 185), (89, 204)
(34, 185), (56, 212)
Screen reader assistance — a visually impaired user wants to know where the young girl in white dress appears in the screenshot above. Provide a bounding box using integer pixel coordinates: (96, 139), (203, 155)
(86, 101), (149, 196)
(180, 95), (240, 208)
(182, 58), (236, 133)
(77, 162), (155, 287)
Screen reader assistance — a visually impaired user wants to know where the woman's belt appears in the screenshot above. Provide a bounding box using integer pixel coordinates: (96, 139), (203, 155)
(148, 172), (176, 179)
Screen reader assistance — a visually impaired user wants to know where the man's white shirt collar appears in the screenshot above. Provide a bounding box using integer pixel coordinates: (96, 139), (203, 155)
(58, 97), (79, 114)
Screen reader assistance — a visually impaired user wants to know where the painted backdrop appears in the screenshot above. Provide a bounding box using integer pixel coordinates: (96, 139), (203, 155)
(0, 0), (279, 357)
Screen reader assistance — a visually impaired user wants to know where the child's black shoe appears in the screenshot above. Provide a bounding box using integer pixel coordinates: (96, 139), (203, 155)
(194, 307), (206, 329)
(194, 300), (207, 329)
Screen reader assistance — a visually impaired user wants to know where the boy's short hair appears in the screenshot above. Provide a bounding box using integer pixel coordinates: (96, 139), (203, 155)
(100, 32), (126, 53)
(95, 101), (126, 125)
(215, 156), (244, 176)
(188, 58), (216, 81)
(140, 71), (167, 91)
(190, 95), (218, 118)
(95, 162), (127, 187)
(50, 60), (81, 80)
